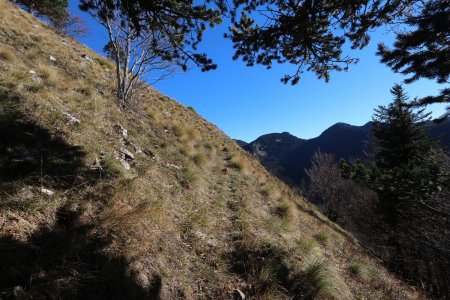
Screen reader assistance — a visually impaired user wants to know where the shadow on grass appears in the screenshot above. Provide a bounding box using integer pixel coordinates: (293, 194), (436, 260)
(0, 206), (162, 299)
(0, 103), (96, 190)
(228, 239), (322, 299)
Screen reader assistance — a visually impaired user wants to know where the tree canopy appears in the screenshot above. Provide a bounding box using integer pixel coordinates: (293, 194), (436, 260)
(225, 0), (418, 84)
(377, 0), (450, 120)
(79, 0), (223, 72)
(14, 0), (69, 26)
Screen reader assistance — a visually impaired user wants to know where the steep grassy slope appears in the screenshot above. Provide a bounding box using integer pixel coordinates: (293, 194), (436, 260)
(0, 1), (425, 299)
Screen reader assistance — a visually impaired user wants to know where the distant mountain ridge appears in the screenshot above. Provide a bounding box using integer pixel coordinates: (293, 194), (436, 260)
(239, 121), (450, 187)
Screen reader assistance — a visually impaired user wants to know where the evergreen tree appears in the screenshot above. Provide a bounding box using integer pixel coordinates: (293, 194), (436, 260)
(377, 0), (450, 120)
(371, 84), (440, 225)
(14, 0), (69, 27)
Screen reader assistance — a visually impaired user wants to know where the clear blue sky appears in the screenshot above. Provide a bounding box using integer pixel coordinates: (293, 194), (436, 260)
(69, 1), (446, 142)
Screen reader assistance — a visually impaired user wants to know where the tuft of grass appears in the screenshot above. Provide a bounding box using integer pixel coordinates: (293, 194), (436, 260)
(298, 261), (331, 299)
(275, 198), (290, 218)
(37, 64), (58, 87)
(183, 169), (199, 187)
(230, 154), (247, 172)
(203, 142), (213, 151)
(172, 124), (183, 137)
(102, 156), (127, 177)
(77, 83), (94, 96)
(230, 160), (243, 171)
(0, 71), (27, 90)
(94, 57), (113, 69)
(297, 237), (318, 255)
(349, 257), (372, 281)
(314, 231), (329, 245)
(27, 83), (45, 93)
(0, 49), (15, 61)
(192, 153), (206, 167)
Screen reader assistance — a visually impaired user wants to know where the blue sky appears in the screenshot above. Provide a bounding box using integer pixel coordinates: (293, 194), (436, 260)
(69, 1), (446, 142)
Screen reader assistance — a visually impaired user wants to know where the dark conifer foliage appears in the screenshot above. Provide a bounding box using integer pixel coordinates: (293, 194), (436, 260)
(14, 0), (69, 26)
(377, 0), (450, 120)
(371, 84), (442, 225)
(225, 0), (418, 84)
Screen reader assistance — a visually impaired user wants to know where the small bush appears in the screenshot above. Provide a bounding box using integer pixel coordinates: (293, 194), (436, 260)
(0, 49), (15, 61)
(187, 106), (196, 113)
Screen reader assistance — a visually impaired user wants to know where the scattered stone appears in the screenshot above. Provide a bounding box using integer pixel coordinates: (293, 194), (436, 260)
(119, 158), (130, 170)
(40, 188), (55, 196)
(81, 54), (91, 61)
(235, 289), (246, 300)
(165, 163), (181, 170)
(120, 147), (135, 160)
(17, 186), (34, 200)
(162, 111), (171, 117)
(29, 70), (41, 83)
(32, 24), (39, 28)
(49, 55), (57, 62)
(143, 149), (155, 159)
(11, 155), (39, 165)
(113, 124), (128, 137)
(125, 140), (144, 154)
(91, 157), (102, 170)
(63, 112), (81, 125)
(13, 286), (24, 297)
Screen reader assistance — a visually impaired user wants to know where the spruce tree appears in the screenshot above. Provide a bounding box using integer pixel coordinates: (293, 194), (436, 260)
(371, 84), (440, 225)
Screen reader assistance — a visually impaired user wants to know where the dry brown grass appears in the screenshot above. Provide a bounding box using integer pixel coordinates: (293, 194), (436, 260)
(0, 48), (15, 61)
(0, 1), (427, 299)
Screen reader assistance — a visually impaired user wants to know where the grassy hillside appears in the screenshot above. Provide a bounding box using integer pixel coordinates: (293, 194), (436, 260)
(0, 1), (425, 298)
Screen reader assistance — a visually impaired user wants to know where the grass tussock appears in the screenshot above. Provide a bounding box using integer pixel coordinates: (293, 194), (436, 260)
(349, 257), (373, 281)
(229, 153), (248, 172)
(0, 48), (15, 61)
(37, 64), (59, 87)
(102, 156), (128, 178)
(191, 153), (206, 167)
(172, 124), (183, 137)
(314, 231), (329, 245)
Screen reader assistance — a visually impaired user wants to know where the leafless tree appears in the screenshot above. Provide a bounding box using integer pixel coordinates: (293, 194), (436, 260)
(56, 14), (90, 38)
(85, 3), (178, 106)
(305, 151), (378, 229)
